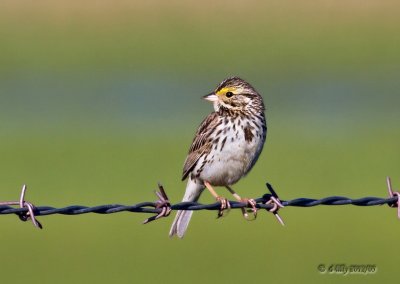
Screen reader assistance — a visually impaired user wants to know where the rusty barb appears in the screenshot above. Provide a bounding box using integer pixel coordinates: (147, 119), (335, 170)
(0, 177), (399, 230)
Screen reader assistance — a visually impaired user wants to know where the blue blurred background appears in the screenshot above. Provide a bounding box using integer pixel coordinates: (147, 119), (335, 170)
(0, 1), (399, 283)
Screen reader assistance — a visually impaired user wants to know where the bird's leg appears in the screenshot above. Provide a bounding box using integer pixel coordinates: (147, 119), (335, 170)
(204, 181), (231, 218)
(225, 186), (257, 220)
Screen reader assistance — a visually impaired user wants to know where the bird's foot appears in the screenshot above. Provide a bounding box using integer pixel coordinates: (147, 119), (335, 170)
(216, 196), (231, 218)
(240, 198), (258, 220)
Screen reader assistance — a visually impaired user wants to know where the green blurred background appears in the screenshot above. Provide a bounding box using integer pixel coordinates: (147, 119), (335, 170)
(0, 0), (399, 283)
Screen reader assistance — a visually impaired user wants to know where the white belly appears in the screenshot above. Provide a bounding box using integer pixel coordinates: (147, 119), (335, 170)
(197, 118), (265, 186)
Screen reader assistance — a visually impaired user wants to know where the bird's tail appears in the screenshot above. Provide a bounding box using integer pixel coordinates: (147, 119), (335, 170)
(169, 177), (204, 238)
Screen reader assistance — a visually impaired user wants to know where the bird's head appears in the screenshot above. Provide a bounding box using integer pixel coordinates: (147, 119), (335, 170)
(203, 76), (264, 113)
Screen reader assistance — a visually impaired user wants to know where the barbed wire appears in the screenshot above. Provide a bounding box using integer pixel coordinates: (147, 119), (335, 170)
(0, 177), (399, 229)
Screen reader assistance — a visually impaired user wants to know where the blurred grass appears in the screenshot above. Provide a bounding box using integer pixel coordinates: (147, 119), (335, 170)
(0, 128), (399, 283)
(0, 1), (399, 283)
(0, 1), (400, 75)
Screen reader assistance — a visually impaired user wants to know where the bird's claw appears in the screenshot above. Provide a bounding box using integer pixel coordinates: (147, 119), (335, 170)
(240, 198), (258, 220)
(216, 196), (231, 218)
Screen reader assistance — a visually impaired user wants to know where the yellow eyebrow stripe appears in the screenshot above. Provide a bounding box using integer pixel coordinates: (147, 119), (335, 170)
(216, 87), (236, 95)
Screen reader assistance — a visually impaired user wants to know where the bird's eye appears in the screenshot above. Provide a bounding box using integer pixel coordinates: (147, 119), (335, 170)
(226, 92), (234, 98)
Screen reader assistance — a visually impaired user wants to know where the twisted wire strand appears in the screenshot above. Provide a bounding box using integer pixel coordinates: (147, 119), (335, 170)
(0, 178), (398, 228)
(0, 195), (397, 216)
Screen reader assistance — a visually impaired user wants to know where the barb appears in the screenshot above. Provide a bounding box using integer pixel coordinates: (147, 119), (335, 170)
(265, 183), (285, 226)
(386, 177), (400, 219)
(0, 185), (42, 229)
(0, 178), (399, 228)
(142, 183), (171, 224)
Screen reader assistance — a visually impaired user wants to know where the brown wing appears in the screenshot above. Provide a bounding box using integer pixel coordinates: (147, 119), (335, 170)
(182, 112), (220, 180)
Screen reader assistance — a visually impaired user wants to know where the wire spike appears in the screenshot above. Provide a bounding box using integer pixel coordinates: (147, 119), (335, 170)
(142, 183), (171, 224)
(386, 177), (400, 219)
(264, 183), (285, 226)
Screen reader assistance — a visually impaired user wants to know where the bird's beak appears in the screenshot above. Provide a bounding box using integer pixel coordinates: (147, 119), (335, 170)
(203, 92), (218, 102)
